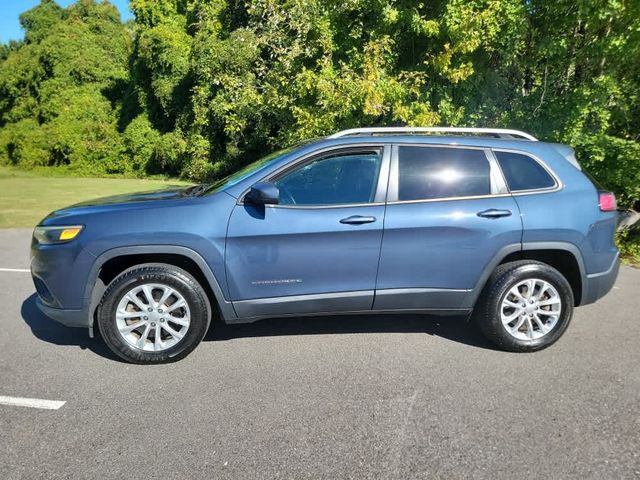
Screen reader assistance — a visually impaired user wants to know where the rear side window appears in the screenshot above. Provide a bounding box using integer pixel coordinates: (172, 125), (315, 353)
(495, 151), (556, 191)
(397, 146), (491, 201)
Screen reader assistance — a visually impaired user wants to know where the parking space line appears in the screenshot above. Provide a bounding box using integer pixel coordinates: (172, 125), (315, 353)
(0, 268), (30, 273)
(0, 396), (65, 410)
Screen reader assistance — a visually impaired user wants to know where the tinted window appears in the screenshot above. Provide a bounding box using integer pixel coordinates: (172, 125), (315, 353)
(495, 151), (556, 191)
(274, 151), (382, 205)
(398, 146), (491, 201)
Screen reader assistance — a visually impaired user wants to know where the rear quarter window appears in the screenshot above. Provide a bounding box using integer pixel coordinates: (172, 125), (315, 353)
(494, 151), (556, 191)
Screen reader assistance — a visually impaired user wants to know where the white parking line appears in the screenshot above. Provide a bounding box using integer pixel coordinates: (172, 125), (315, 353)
(0, 268), (30, 273)
(0, 395), (65, 410)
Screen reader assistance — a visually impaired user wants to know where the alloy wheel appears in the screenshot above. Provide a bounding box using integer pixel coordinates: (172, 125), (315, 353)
(115, 283), (191, 352)
(500, 278), (562, 341)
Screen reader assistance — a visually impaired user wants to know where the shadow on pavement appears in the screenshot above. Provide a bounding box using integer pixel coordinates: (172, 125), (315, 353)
(206, 312), (495, 350)
(20, 294), (123, 361)
(21, 293), (495, 359)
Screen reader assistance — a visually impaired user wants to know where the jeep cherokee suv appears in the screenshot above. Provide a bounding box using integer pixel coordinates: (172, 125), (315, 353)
(31, 127), (620, 364)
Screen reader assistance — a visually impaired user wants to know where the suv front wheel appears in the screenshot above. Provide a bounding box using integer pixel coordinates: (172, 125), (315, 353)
(97, 263), (211, 364)
(474, 261), (574, 352)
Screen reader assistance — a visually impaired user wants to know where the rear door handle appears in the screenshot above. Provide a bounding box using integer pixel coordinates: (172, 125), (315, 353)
(477, 208), (512, 219)
(340, 215), (377, 225)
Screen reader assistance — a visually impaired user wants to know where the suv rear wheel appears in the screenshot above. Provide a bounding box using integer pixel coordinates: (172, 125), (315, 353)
(97, 263), (210, 364)
(474, 261), (574, 352)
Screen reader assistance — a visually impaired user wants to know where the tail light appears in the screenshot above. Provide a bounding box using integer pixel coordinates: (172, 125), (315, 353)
(598, 191), (617, 212)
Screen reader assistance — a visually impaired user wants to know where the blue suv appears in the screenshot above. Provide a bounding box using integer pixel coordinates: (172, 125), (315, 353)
(31, 127), (620, 363)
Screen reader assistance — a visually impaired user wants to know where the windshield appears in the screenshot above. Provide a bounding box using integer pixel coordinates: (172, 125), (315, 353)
(204, 146), (296, 195)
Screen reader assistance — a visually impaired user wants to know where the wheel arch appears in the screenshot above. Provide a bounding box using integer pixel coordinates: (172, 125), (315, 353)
(85, 246), (236, 334)
(469, 242), (586, 308)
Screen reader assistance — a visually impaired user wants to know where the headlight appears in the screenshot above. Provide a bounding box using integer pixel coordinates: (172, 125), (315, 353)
(33, 225), (84, 244)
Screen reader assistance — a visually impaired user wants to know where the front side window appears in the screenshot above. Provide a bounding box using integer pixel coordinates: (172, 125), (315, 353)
(397, 146), (491, 201)
(273, 150), (382, 206)
(494, 151), (556, 191)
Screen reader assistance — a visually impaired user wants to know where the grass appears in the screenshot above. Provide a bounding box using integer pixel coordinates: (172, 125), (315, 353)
(0, 166), (189, 228)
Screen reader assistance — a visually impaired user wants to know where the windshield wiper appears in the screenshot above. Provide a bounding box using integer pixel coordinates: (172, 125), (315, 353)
(184, 184), (211, 197)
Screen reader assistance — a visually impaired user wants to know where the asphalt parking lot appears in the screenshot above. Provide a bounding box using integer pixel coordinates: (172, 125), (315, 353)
(0, 228), (638, 479)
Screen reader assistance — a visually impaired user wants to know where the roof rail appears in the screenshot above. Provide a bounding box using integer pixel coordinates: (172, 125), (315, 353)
(328, 127), (538, 141)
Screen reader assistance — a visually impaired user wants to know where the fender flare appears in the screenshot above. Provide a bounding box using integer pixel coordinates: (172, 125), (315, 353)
(466, 241), (586, 307)
(84, 245), (237, 332)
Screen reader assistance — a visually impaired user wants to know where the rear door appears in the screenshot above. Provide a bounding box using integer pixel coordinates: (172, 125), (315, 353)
(374, 144), (522, 311)
(226, 145), (390, 318)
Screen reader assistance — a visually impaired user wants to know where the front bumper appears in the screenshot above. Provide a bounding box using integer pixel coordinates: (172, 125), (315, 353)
(580, 253), (620, 306)
(35, 297), (89, 328)
(30, 232), (96, 330)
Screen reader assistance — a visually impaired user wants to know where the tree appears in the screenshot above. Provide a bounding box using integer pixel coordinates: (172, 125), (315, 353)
(0, 0), (638, 209)
(0, 0), (133, 174)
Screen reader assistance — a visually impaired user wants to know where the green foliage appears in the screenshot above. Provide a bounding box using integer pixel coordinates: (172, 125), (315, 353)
(122, 114), (161, 173)
(616, 229), (640, 264)
(572, 134), (640, 209)
(148, 130), (186, 175)
(19, 0), (64, 44)
(0, 0), (639, 215)
(0, 0), (132, 175)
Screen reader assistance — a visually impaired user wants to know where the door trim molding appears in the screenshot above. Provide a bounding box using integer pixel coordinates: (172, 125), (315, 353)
(232, 290), (374, 320)
(231, 287), (477, 322)
(373, 287), (471, 310)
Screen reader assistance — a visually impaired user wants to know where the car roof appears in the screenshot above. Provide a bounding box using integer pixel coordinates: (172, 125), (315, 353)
(318, 134), (548, 151)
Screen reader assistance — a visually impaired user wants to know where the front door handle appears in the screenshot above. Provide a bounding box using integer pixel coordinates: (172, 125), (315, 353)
(340, 215), (377, 225)
(477, 208), (512, 219)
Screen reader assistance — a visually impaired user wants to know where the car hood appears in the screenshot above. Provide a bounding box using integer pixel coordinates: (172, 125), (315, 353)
(71, 187), (194, 208)
(40, 186), (202, 224)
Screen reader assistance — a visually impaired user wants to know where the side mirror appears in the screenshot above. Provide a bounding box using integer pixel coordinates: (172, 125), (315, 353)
(245, 182), (279, 205)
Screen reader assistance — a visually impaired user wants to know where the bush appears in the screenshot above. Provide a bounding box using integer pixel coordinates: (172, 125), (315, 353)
(122, 114), (161, 174)
(148, 131), (186, 176)
(574, 135), (640, 210)
(617, 229), (640, 264)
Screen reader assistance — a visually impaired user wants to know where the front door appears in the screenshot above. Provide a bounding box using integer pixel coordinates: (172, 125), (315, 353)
(374, 144), (522, 311)
(226, 146), (390, 318)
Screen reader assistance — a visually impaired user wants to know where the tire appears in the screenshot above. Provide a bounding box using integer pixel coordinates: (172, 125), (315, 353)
(97, 263), (211, 364)
(473, 260), (574, 352)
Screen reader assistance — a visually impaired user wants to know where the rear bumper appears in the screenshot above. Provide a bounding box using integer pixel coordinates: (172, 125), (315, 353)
(580, 253), (620, 306)
(35, 297), (89, 328)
